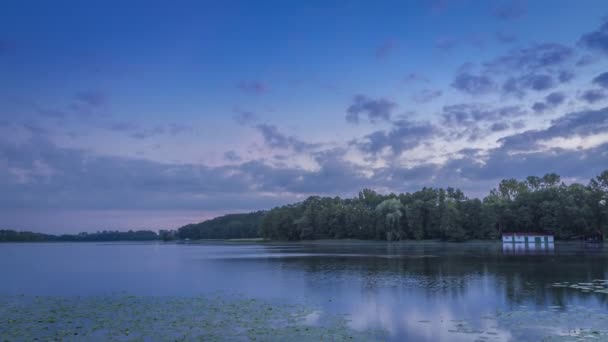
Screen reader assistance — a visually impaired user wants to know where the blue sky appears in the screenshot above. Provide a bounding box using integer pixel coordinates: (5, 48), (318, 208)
(1, 0), (608, 233)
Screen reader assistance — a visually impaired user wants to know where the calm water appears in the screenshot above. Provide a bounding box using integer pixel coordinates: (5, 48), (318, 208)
(1, 241), (607, 341)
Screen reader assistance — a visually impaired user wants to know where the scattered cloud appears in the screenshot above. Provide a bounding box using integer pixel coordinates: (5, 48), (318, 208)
(592, 72), (608, 89)
(580, 89), (607, 103)
(223, 150), (241, 162)
(256, 124), (316, 152)
(532, 92), (566, 113)
(354, 120), (436, 155)
(451, 71), (495, 95)
(579, 20), (608, 56)
(346, 95), (397, 124)
(410, 89), (443, 103)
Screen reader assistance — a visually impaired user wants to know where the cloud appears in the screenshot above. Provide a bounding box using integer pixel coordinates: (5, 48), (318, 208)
(502, 73), (557, 98)
(490, 122), (510, 132)
(441, 103), (526, 141)
(580, 89), (607, 103)
(558, 70), (574, 83)
(451, 72), (495, 95)
(375, 40), (398, 59)
(484, 43), (574, 73)
(492, 0), (527, 21)
(223, 150), (241, 162)
(410, 89), (443, 103)
(237, 80), (268, 95)
(592, 72), (608, 89)
(579, 20), (608, 56)
(531, 92), (566, 113)
(442, 103), (526, 126)
(499, 107), (608, 150)
(354, 120), (436, 155)
(346, 95), (397, 124)
(256, 124), (316, 152)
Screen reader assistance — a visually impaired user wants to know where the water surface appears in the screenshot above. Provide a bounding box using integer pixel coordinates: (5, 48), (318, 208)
(1, 241), (607, 341)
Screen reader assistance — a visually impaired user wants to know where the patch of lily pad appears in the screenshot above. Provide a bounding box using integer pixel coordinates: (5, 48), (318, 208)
(0, 294), (385, 341)
(495, 305), (608, 341)
(552, 279), (608, 295)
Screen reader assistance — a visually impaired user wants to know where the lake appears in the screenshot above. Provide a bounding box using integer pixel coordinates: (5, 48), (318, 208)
(1, 241), (607, 341)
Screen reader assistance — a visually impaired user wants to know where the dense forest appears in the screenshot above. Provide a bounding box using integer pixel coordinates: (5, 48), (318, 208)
(0, 229), (164, 242)
(258, 171), (608, 241)
(4, 171), (608, 242)
(177, 211), (264, 240)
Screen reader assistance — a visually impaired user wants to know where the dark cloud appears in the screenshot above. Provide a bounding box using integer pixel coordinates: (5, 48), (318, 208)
(546, 92), (566, 105)
(442, 103), (526, 126)
(490, 122), (510, 132)
(492, 0), (527, 21)
(592, 72), (608, 89)
(223, 150), (241, 162)
(558, 70), (574, 83)
(256, 124), (316, 152)
(74, 90), (107, 108)
(375, 40), (398, 59)
(484, 43), (574, 73)
(531, 92), (565, 114)
(499, 107), (608, 150)
(443, 143), (608, 184)
(580, 89), (607, 103)
(451, 72), (495, 95)
(410, 89), (443, 103)
(237, 80), (268, 95)
(576, 54), (599, 67)
(520, 73), (555, 91)
(579, 21), (608, 56)
(441, 103), (526, 141)
(346, 95), (397, 124)
(354, 120), (436, 155)
(502, 73), (557, 98)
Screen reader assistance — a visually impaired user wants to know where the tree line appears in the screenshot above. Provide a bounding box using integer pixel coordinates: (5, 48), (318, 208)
(0, 229), (165, 242)
(258, 171), (608, 241)
(4, 170), (607, 242)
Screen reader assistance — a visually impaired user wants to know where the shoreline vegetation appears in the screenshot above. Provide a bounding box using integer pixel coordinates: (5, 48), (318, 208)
(2, 171), (607, 243)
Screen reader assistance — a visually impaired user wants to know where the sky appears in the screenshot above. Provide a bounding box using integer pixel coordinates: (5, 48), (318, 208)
(1, 0), (608, 233)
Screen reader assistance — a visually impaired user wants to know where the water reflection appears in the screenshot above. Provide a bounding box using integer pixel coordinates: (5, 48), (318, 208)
(502, 242), (554, 255)
(0, 241), (606, 341)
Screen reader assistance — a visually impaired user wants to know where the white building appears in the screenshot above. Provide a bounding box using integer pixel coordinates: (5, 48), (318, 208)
(502, 232), (554, 244)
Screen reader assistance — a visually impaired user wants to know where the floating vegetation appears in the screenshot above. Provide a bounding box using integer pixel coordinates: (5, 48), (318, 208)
(552, 279), (608, 295)
(0, 294), (385, 341)
(495, 306), (608, 341)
